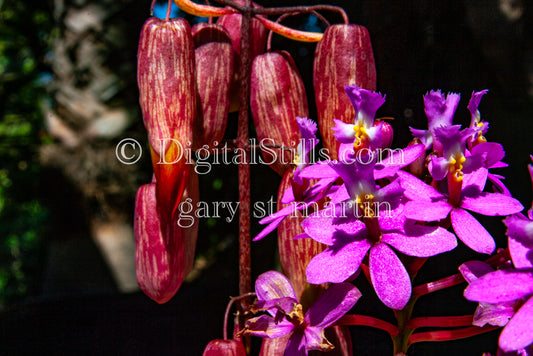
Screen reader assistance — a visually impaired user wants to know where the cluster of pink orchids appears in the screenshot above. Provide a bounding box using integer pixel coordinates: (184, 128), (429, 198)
(134, 0), (533, 355)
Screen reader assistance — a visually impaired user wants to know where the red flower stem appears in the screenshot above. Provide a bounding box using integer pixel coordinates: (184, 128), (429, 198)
(408, 325), (499, 345)
(413, 249), (511, 298)
(150, 0), (157, 16)
(412, 273), (465, 298)
(361, 263), (370, 282)
(165, 0), (172, 21)
(266, 11), (330, 51)
(406, 257), (428, 277)
(223, 293), (256, 340)
(237, 0), (252, 301)
(406, 315), (474, 330)
(335, 315), (400, 337)
(237, 3), (252, 353)
(485, 248), (510, 268)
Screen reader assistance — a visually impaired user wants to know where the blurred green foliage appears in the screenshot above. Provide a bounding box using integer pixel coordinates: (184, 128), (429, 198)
(0, 0), (52, 308)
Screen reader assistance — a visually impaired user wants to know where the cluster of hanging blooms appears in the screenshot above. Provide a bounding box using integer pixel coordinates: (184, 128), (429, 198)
(133, 0), (532, 354)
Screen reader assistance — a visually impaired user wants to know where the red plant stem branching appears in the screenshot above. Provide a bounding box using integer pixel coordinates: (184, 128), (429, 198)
(412, 273), (465, 298)
(223, 293), (256, 340)
(336, 315), (400, 337)
(413, 248), (511, 298)
(257, 17), (323, 42)
(406, 315), (474, 330)
(211, 0), (349, 23)
(408, 325), (499, 345)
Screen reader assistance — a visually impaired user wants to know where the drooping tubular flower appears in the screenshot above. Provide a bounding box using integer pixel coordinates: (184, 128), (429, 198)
(332, 85), (385, 157)
(314, 24), (376, 160)
(238, 271), (361, 356)
(302, 155), (457, 309)
(410, 90), (461, 152)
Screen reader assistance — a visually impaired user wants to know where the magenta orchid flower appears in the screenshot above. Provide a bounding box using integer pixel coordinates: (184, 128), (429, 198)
(464, 262), (533, 352)
(467, 89), (490, 149)
(239, 271), (361, 356)
(254, 117), (336, 241)
(459, 260), (517, 328)
(410, 90), (461, 150)
(428, 125), (484, 181)
(398, 168), (523, 254)
(292, 117), (319, 185)
(302, 156), (457, 310)
(332, 85), (385, 152)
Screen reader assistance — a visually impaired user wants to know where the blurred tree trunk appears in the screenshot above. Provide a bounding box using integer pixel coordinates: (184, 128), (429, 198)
(42, 0), (150, 292)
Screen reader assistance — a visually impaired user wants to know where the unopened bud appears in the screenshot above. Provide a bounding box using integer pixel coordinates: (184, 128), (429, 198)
(251, 51), (308, 176)
(314, 24), (376, 159)
(192, 23), (233, 151)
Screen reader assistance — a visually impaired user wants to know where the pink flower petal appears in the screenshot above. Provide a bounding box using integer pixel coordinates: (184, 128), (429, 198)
(243, 314), (295, 339)
(255, 270), (297, 301)
(451, 208), (495, 254)
(473, 302), (515, 327)
(397, 170), (445, 201)
(509, 235), (533, 269)
(305, 283), (361, 328)
(500, 296), (533, 352)
(299, 162), (337, 179)
(404, 200), (452, 221)
(302, 205), (366, 246)
(306, 239), (372, 284)
(459, 260), (494, 283)
(254, 216), (284, 241)
(461, 192), (523, 216)
(383, 225), (457, 257)
(374, 144), (425, 179)
(332, 119), (356, 144)
(429, 156), (450, 181)
(285, 331), (306, 356)
(464, 270), (533, 304)
(463, 167), (488, 192)
(369, 243), (411, 310)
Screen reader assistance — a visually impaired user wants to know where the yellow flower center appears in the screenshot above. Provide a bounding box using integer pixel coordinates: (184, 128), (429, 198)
(449, 154), (466, 181)
(293, 154), (300, 166)
(355, 193), (375, 218)
(353, 121), (368, 149)
(286, 303), (305, 326)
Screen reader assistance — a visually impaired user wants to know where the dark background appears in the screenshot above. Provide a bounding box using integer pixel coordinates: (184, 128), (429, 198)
(0, 0), (531, 354)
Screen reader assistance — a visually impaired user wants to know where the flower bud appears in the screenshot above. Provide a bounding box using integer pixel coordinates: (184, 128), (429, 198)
(192, 23), (233, 150)
(137, 17), (196, 157)
(134, 170), (199, 303)
(314, 24), (376, 160)
(374, 119), (394, 149)
(202, 339), (246, 356)
(138, 17), (196, 221)
(250, 51), (308, 176)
